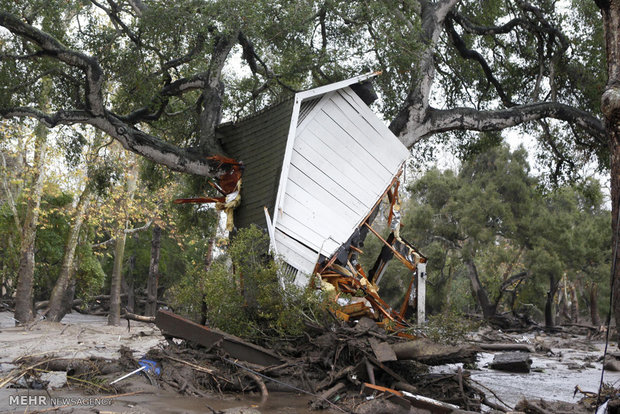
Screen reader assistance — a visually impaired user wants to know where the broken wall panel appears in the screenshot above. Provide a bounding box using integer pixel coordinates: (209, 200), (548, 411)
(272, 83), (409, 281)
(218, 98), (295, 230)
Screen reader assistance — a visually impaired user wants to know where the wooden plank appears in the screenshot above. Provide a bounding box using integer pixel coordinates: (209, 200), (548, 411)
(321, 98), (398, 173)
(325, 96), (406, 174)
(339, 88), (410, 161)
(275, 229), (321, 261)
(298, 126), (387, 191)
(292, 139), (375, 208)
(364, 223), (416, 271)
(289, 150), (370, 212)
(281, 192), (354, 243)
(271, 94), (303, 244)
(293, 133), (379, 206)
(155, 310), (283, 367)
(277, 211), (340, 254)
(312, 109), (392, 178)
(274, 230), (320, 279)
(305, 115), (392, 185)
(286, 165), (360, 217)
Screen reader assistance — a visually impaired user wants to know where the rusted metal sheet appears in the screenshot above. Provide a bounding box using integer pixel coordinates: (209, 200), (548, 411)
(155, 310), (283, 367)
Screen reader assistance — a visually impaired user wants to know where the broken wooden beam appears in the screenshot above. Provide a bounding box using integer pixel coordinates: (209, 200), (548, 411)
(155, 310), (283, 366)
(399, 391), (460, 414)
(310, 382), (346, 410)
(488, 352), (532, 373)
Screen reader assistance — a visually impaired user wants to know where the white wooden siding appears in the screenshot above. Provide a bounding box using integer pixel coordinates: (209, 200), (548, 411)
(272, 84), (410, 283)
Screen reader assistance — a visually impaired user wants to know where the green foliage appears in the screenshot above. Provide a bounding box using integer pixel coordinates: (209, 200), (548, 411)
(422, 309), (480, 346)
(170, 225), (329, 338)
(402, 142), (610, 321)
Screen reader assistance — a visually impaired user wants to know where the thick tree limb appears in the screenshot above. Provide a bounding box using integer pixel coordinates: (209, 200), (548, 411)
(0, 107), (92, 127)
(445, 14), (514, 107)
(198, 31), (239, 154)
(0, 12), (104, 116)
(390, 0), (458, 137)
(397, 102), (605, 148)
(0, 11), (231, 176)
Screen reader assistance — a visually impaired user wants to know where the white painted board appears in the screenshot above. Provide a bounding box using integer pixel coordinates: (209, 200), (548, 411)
(272, 85), (410, 285)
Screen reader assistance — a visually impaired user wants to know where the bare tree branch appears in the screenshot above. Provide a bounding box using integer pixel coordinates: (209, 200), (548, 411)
(92, 219), (153, 248)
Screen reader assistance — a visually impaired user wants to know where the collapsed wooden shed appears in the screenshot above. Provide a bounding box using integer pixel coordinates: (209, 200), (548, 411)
(218, 73), (427, 327)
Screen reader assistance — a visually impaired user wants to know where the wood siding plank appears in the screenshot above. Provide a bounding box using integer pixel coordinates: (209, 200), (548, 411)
(293, 133), (379, 207)
(289, 150), (370, 212)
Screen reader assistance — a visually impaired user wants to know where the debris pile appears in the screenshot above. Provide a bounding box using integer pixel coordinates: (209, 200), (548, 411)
(145, 310), (493, 413)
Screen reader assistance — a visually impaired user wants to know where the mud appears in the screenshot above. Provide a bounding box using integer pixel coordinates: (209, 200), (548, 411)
(433, 330), (620, 410)
(1, 311), (619, 413)
(0, 388), (315, 413)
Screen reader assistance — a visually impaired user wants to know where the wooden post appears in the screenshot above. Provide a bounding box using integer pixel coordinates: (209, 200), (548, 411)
(417, 263), (426, 325)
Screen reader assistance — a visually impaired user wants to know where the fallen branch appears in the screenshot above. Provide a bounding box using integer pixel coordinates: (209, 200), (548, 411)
(123, 312), (155, 323)
(244, 370), (269, 402)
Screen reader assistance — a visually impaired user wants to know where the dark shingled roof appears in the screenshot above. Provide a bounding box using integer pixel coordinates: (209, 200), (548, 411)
(218, 98), (295, 230)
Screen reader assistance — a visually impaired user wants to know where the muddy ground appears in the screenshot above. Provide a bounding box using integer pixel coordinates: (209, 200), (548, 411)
(0, 312), (618, 413)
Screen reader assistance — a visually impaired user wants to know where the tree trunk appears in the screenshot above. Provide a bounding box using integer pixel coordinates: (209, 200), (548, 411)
(13, 91), (49, 324)
(570, 284), (579, 323)
(596, 0), (620, 342)
(108, 160), (138, 326)
(61, 278), (77, 317)
(108, 227), (127, 326)
(145, 224), (161, 317)
(591, 283), (601, 326)
(122, 252), (136, 312)
(47, 187), (91, 322)
(465, 260), (496, 319)
(545, 275), (557, 328)
(200, 237), (215, 325)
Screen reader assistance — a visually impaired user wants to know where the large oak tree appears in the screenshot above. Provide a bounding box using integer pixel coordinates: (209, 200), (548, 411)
(0, 0), (616, 324)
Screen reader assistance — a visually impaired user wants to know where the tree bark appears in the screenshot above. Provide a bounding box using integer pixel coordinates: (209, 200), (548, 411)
(14, 83), (50, 324)
(47, 186), (91, 322)
(145, 224), (161, 317)
(108, 226), (127, 326)
(122, 252), (136, 312)
(545, 275), (557, 328)
(200, 237), (215, 325)
(465, 260), (496, 319)
(197, 32), (238, 154)
(108, 160), (138, 326)
(595, 0), (620, 339)
(590, 283), (601, 326)
(570, 284), (579, 323)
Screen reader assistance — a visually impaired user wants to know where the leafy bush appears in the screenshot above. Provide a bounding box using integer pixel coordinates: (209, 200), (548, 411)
(421, 309), (480, 345)
(171, 225), (329, 338)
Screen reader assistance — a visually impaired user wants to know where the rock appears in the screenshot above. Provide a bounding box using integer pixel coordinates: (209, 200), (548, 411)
(489, 352), (532, 373)
(41, 371), (67, 389)
(221, 408), (262, 414)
